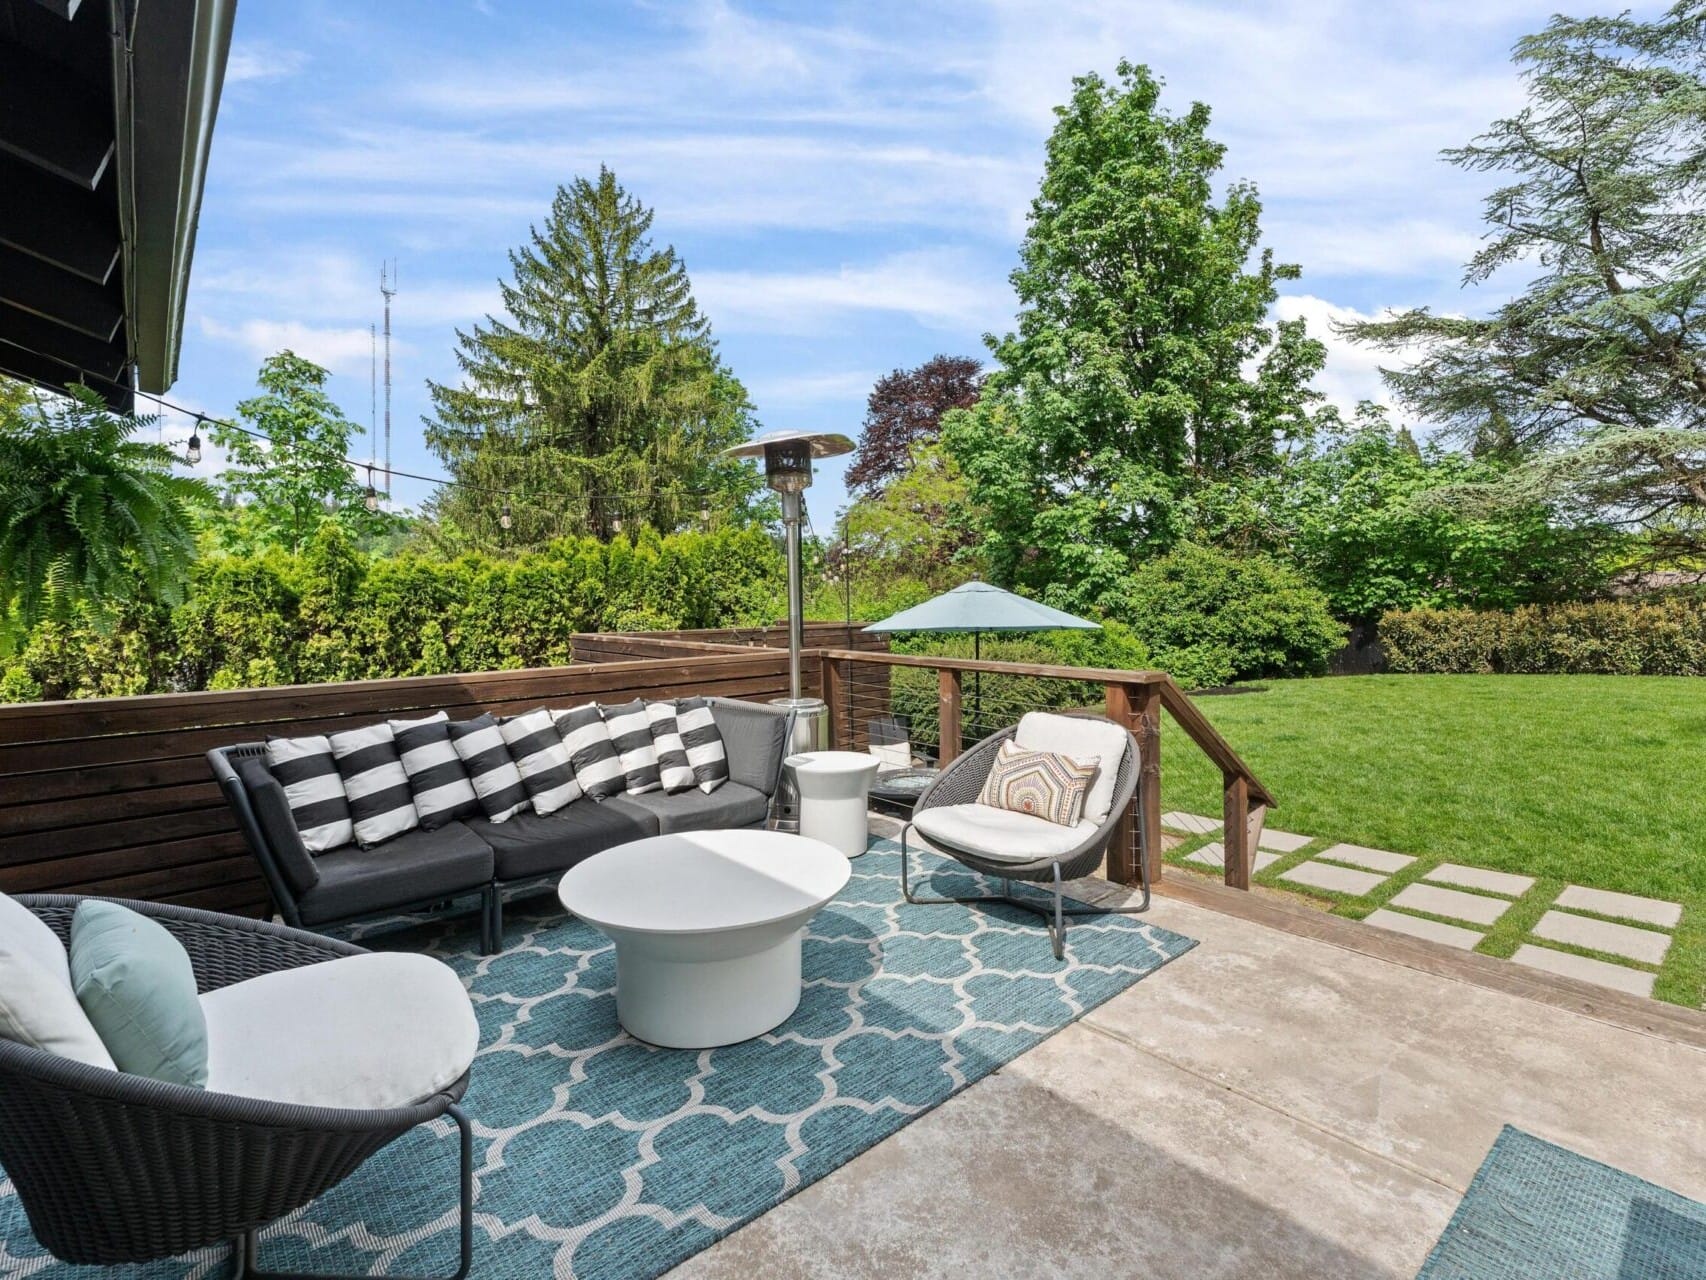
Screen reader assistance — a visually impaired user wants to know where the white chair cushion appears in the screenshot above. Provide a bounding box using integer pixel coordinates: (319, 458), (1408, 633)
(202, 952), (477, 1110)
(0, 892), (115, 1069)
(913, 803), (1097, 863)
(1015, 712), (1130, 824)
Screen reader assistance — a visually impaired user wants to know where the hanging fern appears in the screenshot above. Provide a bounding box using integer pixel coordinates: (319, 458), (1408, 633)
(0, 384), (213, 651)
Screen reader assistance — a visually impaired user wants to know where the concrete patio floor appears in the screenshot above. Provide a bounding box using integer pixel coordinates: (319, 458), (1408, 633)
(670, 821), (1706, 1280)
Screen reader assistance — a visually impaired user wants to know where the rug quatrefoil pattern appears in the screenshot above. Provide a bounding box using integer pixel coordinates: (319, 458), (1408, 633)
(0, 839), (1194, 1280)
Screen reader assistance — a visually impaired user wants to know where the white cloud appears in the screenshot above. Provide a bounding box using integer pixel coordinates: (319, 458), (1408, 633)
(224, 41), (308, 85)
(198, 317), (395, 377)
(1276, 293), (1425, 423)
(698, 250), (1014, 334)
(746, 370), (880, 410)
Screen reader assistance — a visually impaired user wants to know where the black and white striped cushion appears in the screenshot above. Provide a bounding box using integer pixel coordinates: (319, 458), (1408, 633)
(601, 699), (662, 795)
(264, 735), (354, 852)
(675, 697), (729, 794)
(328, 723), (420, 847)
(646, 701), (696, 793)
(390, 712), (481, 830)
(446, 713), (529, 823)
(499, 708), (582, 815)
(554, 705), (625, 800)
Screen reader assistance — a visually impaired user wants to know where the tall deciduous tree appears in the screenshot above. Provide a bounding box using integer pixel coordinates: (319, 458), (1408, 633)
(423, 167), (761, 547)
(210, 351), (391, 554)
(845, 355), (983, 497)
(1343, 3), (1706, 567)
(0, 385), (210, 648)
(944, 61), (1326, 612)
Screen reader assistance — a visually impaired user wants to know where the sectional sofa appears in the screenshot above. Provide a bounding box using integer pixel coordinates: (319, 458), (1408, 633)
(208, 697), (791, 953)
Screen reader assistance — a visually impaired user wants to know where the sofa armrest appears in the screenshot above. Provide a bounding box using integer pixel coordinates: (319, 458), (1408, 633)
(208, 746), (320, 913)
(708, 698), (790, 797)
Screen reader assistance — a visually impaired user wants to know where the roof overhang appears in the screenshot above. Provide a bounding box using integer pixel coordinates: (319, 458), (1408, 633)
(0, 0), (235, 411)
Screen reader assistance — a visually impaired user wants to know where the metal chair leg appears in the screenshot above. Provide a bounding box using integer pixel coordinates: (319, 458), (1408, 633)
(231, 1103), (474, 1280)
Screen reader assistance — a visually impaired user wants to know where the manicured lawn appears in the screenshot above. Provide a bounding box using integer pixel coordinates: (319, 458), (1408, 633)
(1159, 675), (1706, 1007)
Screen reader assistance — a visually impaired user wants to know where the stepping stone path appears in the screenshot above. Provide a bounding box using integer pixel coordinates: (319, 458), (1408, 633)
(1512, 945), (1656, 999)
(1257, 829), (1312, 854)
(1389, 883), (1512, 927)
(1186, 841), (1280, 874)
(1554, 885), (1682, 929)
(1161, 811), (1220, 836)
(1425, 863), (1535, 897)
(1319, 843), (1415, 875)
(1363, 909), (1483, 951)
(1532, 910), (1670, 966)
(1280, 860), (1388, 897)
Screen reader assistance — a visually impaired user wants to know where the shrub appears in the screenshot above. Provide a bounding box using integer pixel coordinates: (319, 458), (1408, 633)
(1381, 600), (1706, 674)
(888, 621), (1152, 748)
(0, 526), (788, 703)
(1115, 544), (1345, 688)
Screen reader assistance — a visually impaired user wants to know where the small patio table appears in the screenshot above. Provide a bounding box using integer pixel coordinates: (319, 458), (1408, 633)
(787, 750), (883, 858)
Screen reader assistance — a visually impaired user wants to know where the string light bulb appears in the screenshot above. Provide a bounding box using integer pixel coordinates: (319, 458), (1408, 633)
(185, 415), (203, 465)
(364, 465), (379, 513)
(499, 500), (512, 531)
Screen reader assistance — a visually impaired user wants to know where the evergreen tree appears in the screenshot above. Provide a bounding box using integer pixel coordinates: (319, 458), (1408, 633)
(1343, 3), (1706, 567)
(943, 62), (1326, 611)
(423, 167), (760, 547)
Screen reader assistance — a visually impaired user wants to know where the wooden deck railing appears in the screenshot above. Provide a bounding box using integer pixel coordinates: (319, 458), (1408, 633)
(809, 649), (1275, 890)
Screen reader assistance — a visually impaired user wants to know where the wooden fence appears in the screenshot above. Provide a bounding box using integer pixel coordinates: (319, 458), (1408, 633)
(0, 650), (792, 918)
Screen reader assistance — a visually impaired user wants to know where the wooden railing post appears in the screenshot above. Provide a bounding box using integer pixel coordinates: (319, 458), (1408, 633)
(822, 655), (848, 751)
(1105, 681), (1162, 887)
(937, 668), (962, 766)
(1221, 774), (1268, 891)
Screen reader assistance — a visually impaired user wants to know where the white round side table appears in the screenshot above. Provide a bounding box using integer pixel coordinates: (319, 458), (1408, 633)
(557, 830), (848, 1049)
(787, 751), (883, 858)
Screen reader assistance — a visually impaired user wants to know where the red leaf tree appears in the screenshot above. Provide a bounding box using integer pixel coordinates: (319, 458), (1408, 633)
(845, 355), (983, 497)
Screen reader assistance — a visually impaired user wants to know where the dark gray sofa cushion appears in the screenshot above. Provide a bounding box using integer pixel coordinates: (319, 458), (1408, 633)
(470, 800), (658, 882)
(296, 823), (494, 925)
(232, 755), (320, 897)
(710, 699), (788, 796)
(618, 781), (770, 834)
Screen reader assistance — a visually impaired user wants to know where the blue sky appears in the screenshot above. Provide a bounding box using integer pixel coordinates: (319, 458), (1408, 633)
(168, 0), (1604, 520)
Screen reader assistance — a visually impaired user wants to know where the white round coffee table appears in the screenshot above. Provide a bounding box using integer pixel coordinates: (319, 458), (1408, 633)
(557, 830), (850, 1049)
(788, 751), (883, 858)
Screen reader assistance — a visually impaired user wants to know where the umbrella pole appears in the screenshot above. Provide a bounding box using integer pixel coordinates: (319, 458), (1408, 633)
(973, 631), (981, 741)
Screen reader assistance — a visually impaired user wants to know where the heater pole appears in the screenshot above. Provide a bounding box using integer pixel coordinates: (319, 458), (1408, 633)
(782, 489), (805, 701)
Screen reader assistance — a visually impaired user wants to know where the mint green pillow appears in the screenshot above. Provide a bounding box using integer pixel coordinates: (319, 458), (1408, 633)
(70, 901), (208, 1088)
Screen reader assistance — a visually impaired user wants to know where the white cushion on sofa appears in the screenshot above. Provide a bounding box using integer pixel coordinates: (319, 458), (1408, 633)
(201, 952), (476, 1110)
(1014, 712), (1130, 823)
(0, 892), (116, 1069)
(913, 803), (1096, 863)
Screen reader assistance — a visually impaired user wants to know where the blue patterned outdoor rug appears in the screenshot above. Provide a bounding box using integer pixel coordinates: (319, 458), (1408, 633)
(1418, 1126), (1706, 1279)
(0, 838), (1193, 1279)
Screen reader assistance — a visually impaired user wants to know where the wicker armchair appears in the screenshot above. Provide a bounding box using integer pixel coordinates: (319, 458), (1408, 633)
(900, 711), (1150, 958)
(0, 895), (473, 1279)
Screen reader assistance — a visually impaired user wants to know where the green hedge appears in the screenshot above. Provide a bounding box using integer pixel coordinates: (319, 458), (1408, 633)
(1381, 600), (1706, 675)
(0, 524), (786, 702)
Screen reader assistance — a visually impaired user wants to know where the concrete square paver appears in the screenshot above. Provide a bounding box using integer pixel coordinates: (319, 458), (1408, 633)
(1161, 811), (1220, 836)
(1364, 909), (1484, 951)
(1423, 863), (1534, 898)
(1280, 860), (1388, 897)
(1318, 843), (1415, 874)
(1555, 885), (1683, 930)
(1186, 842), (1281, 874)
(1512, 944), (1656, 998)
(1258, 829), (1312, 854)
(1534, 910), (1670, 965)
(1389, 883), (1512, 926)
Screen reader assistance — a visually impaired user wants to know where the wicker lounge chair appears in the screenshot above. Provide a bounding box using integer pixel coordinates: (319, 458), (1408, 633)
(0, 895), (474, 1279)
(900, 710), (1150, 958)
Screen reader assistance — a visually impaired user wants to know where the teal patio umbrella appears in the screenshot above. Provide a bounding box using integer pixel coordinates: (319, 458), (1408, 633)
(863, 580), (1100, 737)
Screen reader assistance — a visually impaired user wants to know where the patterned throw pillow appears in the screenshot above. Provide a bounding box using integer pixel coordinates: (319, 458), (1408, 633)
(601, 699), (662, 795)
(555, 705), (625, 800)
(499, 708), (582, 815)
(446, 714), (530, 823)
(328, 723), (421, 847)
(674, 697), (728, 794)
(389, 712), (481, 830)
(645, 701), (697, 793)
(976, 739), (1098, 828)
(264, 735), (354, 852)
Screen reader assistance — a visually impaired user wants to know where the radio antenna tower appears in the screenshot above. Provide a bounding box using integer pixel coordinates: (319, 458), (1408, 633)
(369, 323), (377, 470)
(379, 261), (398, 499)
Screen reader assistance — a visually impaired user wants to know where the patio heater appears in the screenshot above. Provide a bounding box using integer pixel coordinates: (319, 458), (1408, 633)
(724, 428), (854, 826)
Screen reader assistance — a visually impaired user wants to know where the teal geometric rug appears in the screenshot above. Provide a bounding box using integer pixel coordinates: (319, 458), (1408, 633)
(1418, 1126), (1706, 1279)
(0, 837), (1193, 1279)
